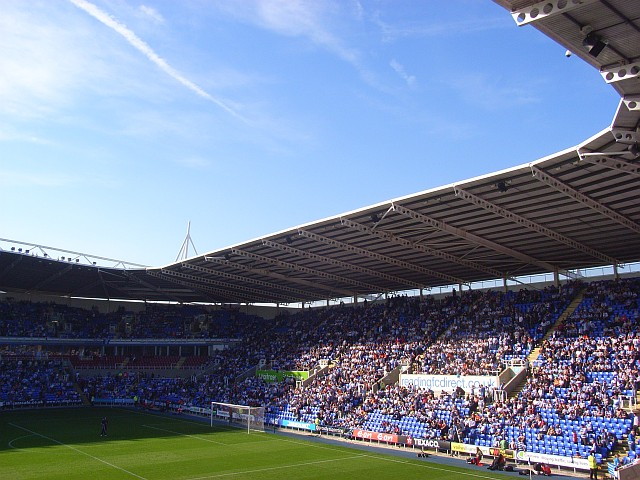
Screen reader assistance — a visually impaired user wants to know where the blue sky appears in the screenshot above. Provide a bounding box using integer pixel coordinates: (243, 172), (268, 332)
(0, 0), (620, 267)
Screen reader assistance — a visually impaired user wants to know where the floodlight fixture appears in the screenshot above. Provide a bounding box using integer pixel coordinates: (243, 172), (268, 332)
(496, 181), (509, 193)
(583, 32), (607, 58)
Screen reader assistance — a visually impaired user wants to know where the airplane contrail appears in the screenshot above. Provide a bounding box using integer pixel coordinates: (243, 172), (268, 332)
(69, 0), (247, 122)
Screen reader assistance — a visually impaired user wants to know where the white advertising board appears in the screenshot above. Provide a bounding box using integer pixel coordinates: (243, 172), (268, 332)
(399, 374), (499, 392)
(515, 450), (590, 470)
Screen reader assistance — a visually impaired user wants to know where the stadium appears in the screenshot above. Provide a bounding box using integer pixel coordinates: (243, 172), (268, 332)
(1, 0), (640, 479)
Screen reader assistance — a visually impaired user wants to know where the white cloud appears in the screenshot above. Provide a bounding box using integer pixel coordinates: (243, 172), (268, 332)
(390, 59), (416, 87)
(68, 0), (247, 122)
(0, 4), (89, 117)
(0, 2), (159, 120)
(213, 1), (375, 82)
(139, 5), (164, 25)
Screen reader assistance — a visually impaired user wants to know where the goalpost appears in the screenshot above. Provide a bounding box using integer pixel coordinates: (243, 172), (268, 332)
(210, 402), (265, 433)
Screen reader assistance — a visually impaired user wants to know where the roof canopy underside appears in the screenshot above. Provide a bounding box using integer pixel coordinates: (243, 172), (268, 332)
(1, 0), (638, 305)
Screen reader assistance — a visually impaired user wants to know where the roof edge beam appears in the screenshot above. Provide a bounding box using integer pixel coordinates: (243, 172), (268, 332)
(601, 62), (640, 84)
(622, 95), (640, 112)
(510, 0), (597, 27)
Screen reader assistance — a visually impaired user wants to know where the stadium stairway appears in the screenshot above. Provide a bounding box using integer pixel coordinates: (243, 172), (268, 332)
(525, 286), (587, 365)
(176, 357), (186, 368)
(74, 383), (92, 406)
(508, 286), (587, 400)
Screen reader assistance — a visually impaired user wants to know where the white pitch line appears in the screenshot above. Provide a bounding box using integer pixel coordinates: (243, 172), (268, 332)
(142, 424), (229, 446)
(8, 422), (148, 480)
(7, 434), (35, 450)
(359, 453), (509, 480)
(129, 409), (506, 479)
(185, 454), (368, 480)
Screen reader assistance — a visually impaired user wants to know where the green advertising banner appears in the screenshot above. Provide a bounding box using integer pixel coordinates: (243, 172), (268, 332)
(256, 370), (309, 383)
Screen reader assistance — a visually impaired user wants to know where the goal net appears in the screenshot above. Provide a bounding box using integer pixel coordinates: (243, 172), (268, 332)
(210, 402), (265, 433)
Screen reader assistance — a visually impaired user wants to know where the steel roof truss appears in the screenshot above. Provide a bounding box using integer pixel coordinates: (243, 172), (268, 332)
(578, 152), (640, 177)
(65, 278), (107, 298)
(340, 217), (504, 280)
(530, 165), (640, 235)
(297, 229), (452, 287)
(390, 202), (557, 273)
(204, 255), (350, 297)
(27, 264), (74, 293)
(0, 254), (23, 281)
(229, 248), (379, 293)
(182, 263), (308, 301)
(261, 239), (399, 291)
(146, 270), (242, 303)
(455, 185), (620, 266)
(123, 271), (185, 303)
(159, 268), (297, 303)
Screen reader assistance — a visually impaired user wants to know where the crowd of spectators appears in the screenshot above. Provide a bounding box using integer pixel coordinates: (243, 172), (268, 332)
(1, 277), (639, 467)
(0, 356), (81, 407)
(0, 299), (261, 340)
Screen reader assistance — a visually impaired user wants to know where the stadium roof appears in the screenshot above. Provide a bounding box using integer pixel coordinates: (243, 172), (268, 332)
(1, 0), (639, 305)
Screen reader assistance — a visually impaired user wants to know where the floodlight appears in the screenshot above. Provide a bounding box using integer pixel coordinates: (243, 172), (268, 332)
(583, 32), (607, 58)
(496, 181), (509, 193)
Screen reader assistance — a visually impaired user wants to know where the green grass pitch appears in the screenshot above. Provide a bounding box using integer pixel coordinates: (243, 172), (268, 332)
(1, 408), (508, 480)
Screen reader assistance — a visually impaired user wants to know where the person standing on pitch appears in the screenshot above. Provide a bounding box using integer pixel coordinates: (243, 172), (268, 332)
(100, 416), (108, 437)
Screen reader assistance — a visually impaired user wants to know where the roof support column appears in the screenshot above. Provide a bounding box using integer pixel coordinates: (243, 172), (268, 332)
(554, 267), (559, 287)
(503, 276), (508, 293)
(614, 263), (619, 280)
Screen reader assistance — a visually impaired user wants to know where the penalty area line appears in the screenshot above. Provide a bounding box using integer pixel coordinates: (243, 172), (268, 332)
(7, 422), (148, 480)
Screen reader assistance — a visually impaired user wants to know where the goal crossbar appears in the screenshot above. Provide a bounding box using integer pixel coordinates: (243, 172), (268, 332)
(210, 402), (265, 433)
